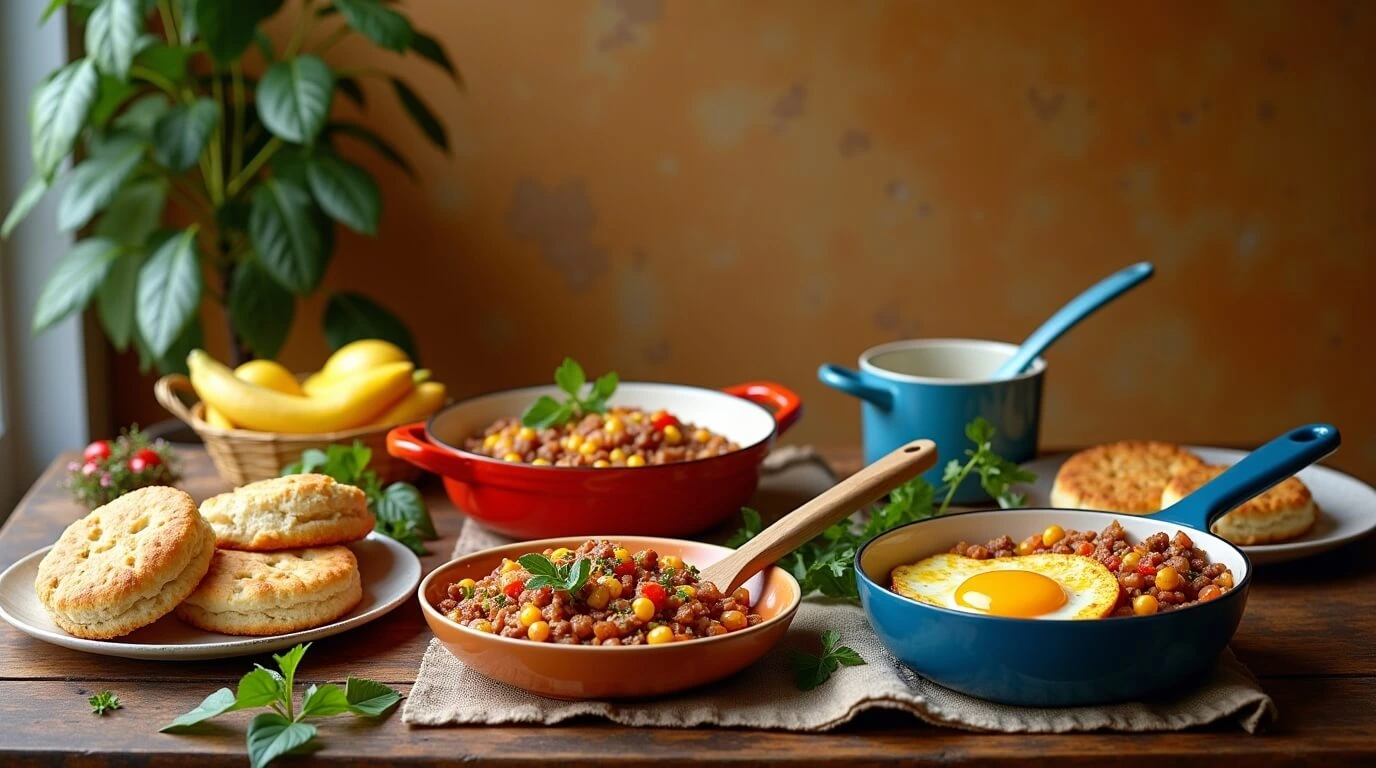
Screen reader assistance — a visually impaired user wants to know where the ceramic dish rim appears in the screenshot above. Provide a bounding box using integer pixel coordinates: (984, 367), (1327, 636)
(853, 506), (1253, 625)
(858, 337), (1048, 386)
(424, 381), (781, 472)
(419, 535), (803, 652)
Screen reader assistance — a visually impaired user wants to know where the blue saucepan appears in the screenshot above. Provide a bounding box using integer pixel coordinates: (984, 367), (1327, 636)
(855, 423), (1340, 706)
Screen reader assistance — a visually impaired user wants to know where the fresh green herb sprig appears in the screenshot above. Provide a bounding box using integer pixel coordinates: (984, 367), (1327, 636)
(521, 358), (619, 429)
(790, 631), (866, 691)
(518, 553), (592, 595)
(728, 417), (1036, 601)
(162, 643), (400, 768)
(284, 442), (436, 555)
(89, 690), (122, 716)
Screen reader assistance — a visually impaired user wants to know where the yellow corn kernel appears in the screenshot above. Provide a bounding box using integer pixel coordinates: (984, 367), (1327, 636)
(632, 597), (656, 621)
(470, 619), (494, 633)
(500, 558), (520, 573)
(613, 547), (631, 561)
(527, 620), (551, 642)
(549, 547), (571, 561)
(531, 458), (551, 466)
(519, 604), (542, 627)
(1121, 550), (1142, 571)
(502, 452), (522, 462)
(457, 578), (476, 591)
(593, 459), (611, 468)
(663, 424), (683, 445)
(604, 416), (624, 433)
(647, 626), (674, 644)
(693, 428), (711, 443)
(609, 448), (626, 462)
(661, 554), (684, 570)
(678, 585), (696, 599)
(482, 433), (500, 450)
(628, 411), (644, 423)
(586, 585), (610, 610)
(732, 587), (750, 606)
(600, 576), (623, 598)
(1042, 525), (1065, 547)
(579, 439), (600, 456)
(626, 454), (646, 468)
(563, 433), (582, 450)
(720, 610), (747, 630)
(517, 427), (536, 441)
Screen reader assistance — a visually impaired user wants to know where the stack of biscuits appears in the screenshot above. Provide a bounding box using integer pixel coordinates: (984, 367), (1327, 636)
(1050, 440), (1317, 544)
(35, 474), (374, 639)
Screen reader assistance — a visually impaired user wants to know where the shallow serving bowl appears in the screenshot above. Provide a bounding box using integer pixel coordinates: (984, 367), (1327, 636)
(388, 381), (800, 539)
(418, 536), (802, 700)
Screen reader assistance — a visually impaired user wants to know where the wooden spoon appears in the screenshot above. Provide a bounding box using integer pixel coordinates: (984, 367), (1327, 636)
(698, 439), (938, 595)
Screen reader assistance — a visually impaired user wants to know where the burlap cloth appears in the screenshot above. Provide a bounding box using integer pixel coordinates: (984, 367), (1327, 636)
(404, 446), (1276, 733)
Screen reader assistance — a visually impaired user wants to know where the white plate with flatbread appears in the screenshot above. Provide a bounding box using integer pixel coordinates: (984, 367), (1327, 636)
(1016, 447), (1376, 565)
(0, 532), (420, 660)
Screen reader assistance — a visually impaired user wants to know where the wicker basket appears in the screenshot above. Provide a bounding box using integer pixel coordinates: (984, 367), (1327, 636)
(154, 374), (422, 486)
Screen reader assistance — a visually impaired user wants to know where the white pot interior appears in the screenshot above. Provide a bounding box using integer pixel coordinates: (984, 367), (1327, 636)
(861, 508), (1250, 589)
(428, 383), (778, 452)
(861, 339), (1046, 384)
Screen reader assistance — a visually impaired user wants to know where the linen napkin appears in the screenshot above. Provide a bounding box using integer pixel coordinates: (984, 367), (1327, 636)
(403, 447), (1276, 733)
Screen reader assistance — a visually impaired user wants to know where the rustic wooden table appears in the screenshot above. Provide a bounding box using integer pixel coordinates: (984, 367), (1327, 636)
(2, 447), (1374, 766)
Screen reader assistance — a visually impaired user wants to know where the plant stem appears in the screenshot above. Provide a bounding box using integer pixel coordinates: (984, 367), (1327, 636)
(226, 137), (283, 197)
(164, 176), (213, 219)
(207, 72), (226, 204)
(156, 0), (178, 43)
(937, 455), (979, 516)
(282, 0), (316, 59)
(131, 66), (179, 97)
(314, 25), (350, 54)
(230, 63), (246, 177)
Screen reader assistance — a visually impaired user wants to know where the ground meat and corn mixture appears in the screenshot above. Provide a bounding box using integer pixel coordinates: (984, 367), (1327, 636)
(463, 407), (740, 467)
(435, 539), (762, 645)
(949, 520), (1236, 617)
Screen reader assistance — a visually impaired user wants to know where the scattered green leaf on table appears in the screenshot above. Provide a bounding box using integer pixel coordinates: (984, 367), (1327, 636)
(89, 690), (122, 715)
(790, 630), (866, 691)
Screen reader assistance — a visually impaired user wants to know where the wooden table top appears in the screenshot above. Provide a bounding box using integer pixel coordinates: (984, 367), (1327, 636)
(2, 446), (1374, 767)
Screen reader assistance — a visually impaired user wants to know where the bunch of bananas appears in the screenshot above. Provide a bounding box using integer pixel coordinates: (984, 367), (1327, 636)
(187, 340), (447, 434)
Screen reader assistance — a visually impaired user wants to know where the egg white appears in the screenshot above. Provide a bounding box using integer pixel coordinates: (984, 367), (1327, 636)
(890, 553), (1121, 620)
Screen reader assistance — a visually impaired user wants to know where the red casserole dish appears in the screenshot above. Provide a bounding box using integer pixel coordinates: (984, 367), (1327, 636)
(386, 381), (801, 538)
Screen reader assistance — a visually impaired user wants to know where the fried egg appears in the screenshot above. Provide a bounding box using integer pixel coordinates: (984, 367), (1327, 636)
(890, 553), (1120, 620)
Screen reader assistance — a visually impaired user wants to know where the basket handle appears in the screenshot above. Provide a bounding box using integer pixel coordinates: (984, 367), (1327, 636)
(155, 374), (200, 425)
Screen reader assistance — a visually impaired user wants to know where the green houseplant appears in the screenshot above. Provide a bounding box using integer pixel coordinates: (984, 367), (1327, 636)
(2, 0), (457, 370)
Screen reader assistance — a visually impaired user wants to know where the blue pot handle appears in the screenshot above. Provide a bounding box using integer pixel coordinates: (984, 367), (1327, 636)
(1155, 423), (1341, 531)
(817, 364), (894, 410)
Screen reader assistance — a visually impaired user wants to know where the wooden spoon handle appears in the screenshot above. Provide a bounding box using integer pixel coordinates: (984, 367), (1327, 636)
(699, 439), (938, 594)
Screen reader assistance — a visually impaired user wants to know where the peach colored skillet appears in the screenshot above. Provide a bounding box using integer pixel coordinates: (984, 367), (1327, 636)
(418, 439), (937, 699)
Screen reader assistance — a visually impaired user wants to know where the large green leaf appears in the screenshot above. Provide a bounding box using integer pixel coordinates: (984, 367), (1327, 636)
(390, 78), (447, 152)
(323, 292), (416, 360)
(41, 0), (71, 24)
(56, 134), (146, 231)
(86, 0), (143, 81)
(111, 93), (171, 135)
(135, 40), (197, 85)
(2, 176), (49, 238)
(410, 31), (461, 84)
(97, 246), (149, 350)
(33, 238), (124, 333)
(306, 152), (380, 235)
(249, 178), (327, 294)
(152, 98), (221, 171)
(257, 55), (333, 144)
(334, 0), (413, 52)
(194, 0), (283, 65)
(246, 713), (316, 768)
(89, 76), (140, 127)
(30, 59), (100, 180)
(326, 122), (415, 179)
(178, 0), (199, 44)
(95, 177), (167, 245)
(136, 227), (204, 357)
(229, 257), (295, 358)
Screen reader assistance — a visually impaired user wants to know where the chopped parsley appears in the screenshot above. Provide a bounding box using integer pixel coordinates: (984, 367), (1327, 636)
(658, 568), (677, 589)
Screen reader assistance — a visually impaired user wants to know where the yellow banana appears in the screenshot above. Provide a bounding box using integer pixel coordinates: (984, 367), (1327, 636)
(234, 359), (303, 395)
(203, 406), (235, 429)
(302, 340), (412, 396)
(188, 349), (415, 434)
(371, 381), (447, 427)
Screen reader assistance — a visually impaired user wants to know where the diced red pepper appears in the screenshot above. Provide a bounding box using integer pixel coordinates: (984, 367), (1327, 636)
(1104, 556), (1122, 571)
(614, 559), (637, 576)
(651, 411), (679, 431)
(503, 579), (525, 599)
(1073, 541), (1095, 557)
(639, 582), (667, 608)
(1136, 564), (1157, 576)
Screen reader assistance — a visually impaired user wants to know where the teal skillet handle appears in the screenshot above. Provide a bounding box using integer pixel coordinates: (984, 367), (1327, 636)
(1155, 424), (1341, 531)
(817, 364), (893, 410)
(994, 261), (1154, 378)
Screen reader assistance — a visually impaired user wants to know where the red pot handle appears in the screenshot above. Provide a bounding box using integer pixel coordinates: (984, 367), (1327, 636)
(386, 422), (476, 481)
(721, 381), (802, 436)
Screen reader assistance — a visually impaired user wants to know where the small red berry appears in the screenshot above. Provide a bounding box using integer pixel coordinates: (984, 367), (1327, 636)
(127, 453), (160, 474)
(83, 440), (112, 462)
(133, 448), (161, 468)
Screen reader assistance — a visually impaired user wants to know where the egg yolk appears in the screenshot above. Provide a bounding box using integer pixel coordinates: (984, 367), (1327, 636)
(954, 570), (1067, 618)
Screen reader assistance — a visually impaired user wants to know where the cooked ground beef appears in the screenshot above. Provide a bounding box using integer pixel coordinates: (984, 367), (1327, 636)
(463, 407), (739, 467)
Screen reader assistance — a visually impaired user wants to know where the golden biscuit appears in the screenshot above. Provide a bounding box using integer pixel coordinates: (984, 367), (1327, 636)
(1161, 464), (1316, 545)
(35, 486), (215, 639)
(200, 474), (374, 551)
(174, 546), (362, 636)
(1050, 441), (1205, 514)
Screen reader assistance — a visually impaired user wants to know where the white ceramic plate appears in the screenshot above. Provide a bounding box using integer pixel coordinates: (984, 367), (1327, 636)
(1016, 447), (1376, 565)
(0, 532), (421, 660)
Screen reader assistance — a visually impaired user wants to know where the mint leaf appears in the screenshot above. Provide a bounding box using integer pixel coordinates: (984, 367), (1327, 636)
(553, 357), (585, 396)
(273, 643), (310, 702)
(791, 631), (866, 690)
(299, 683), (352, 718)
(374, 481), (434, 538)
(236, 668), (284, 709)
(161, 688), (237, 731)
(563, 556), (592, 594)
(246, 713), (316, 768)
(517, 553), (559, 579)
(343, 676), (401, 716)
(521, 395), (566, 429)
(592, 371), (618, 399)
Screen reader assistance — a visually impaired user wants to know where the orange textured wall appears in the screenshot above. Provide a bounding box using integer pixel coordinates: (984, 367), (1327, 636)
(112, 0), (1376, 479)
